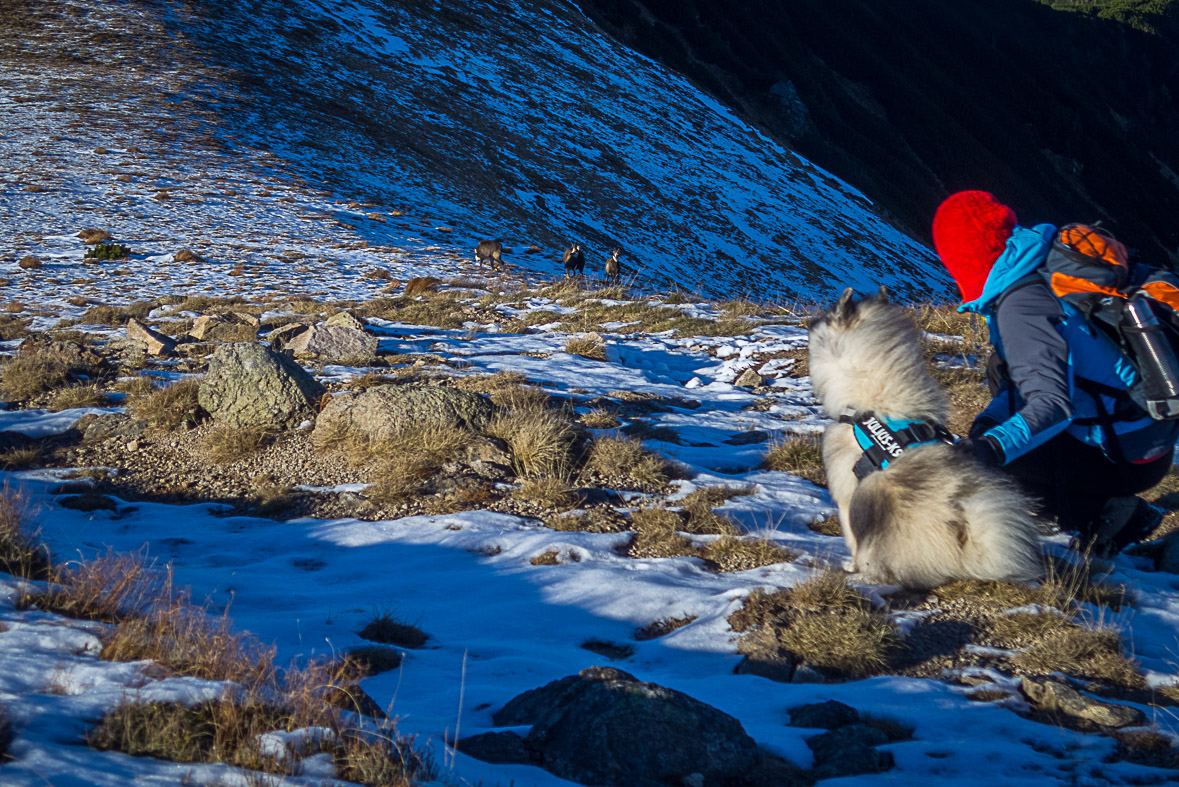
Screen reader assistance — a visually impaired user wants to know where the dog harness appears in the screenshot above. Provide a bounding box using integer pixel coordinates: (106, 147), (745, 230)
(838, 409), (954, 480)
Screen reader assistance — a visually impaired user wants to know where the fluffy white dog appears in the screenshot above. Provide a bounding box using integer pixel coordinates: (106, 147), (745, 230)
(807, 287), (1042, 589)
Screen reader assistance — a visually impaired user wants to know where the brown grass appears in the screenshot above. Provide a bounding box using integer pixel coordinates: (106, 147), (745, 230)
(701, 535), (796, 572)
(514, 477), (582, 510)
(203, 425), (273, 464)
(563, 335), (607, 361)
(128, 379), (205, 431)
(0, 487), (50, 581)
(0, 346), (72, 400)
(27, 551), (159, 623)
(1013, 626), (1144, 688)
(82, 300), (156, 326)
(634, 615), (697, 640)
(361, 290), (467, 329)
(930, 366), (991, 439)
(582, 436), (672, 491)
(728, 571), (895, 677)
(0, 445), (41, 470)
(530, 549), (562, 566)
(47, 384), (108, 412)
(626, 507), (695, 559)
(761, 432), (826, 486)
(487, 402), (578, 479)
(579, 408), (621, 429)
(358, 613), (428, 648)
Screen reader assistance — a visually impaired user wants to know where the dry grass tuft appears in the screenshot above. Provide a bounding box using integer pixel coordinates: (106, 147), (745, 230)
(203, 425), (273, 464)
(778, 609), (896, 676)
(807, 515), (842, 536)
(0, 345), (72, 400)
(986, 611), (1071, 647)
(514, 477), (582, 510)
(679, 486), (754, 535)
(0, 487), (50, 581)
(530, 549), (562, 566)
(487, 382), (550, 412)
(81, 300), (156, 326)
(0, 446), (41, 470)
(929, 366), (991, 439)
(626, 507), (695, 559)
(27, 551), (159, 623)
(128, 379), (205, 431)
(358, 613), (428, 649)
(113, 376), (156, 396)
(563, 335), (607, 361)
(367, 452), (438, 506)
(634, 615), (697, 640)
(728, 571), (895, 677)
(761, 432), (825, 486)
(47, 384), (108, 412)
(1013, 626), (1143, 688)
(487, 402), (579, 480)
(583, 436), (672, 491)
(579, 408), (621, 429)
(700, 535), (796, 572)
(912, 303), (987, 349)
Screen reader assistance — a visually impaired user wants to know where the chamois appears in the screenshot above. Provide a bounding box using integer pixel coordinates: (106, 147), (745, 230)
(562, 244), (585, 278)
(475, 240), (506, 272)
(604, 248), (621, 284)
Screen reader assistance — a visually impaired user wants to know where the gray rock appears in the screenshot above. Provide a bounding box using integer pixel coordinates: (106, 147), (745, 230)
(735, 628), (796, 683)
(455, 731), (532, 765)
(267, 322), (311, 352)
(198, 343), (325, 429)
(313, 385), (493, 447)
(324, 311), (367, 331)
(82, 413), (148, 444)
(1020, 677), (1147, 728)
(735, 368), (765, 388)
(787, 700), (860, 730)
(286, 324), (377, 364)
(492, 666), (767, 787)
(791, 663), (828, 684)
(126, 318), (176, 356)
(806, 723), (895, 778)
(189, 313), (258, 342)
(734, 653), (796, 683)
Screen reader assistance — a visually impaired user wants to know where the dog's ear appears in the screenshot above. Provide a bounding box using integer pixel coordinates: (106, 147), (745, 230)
(876, 285), (891, 303)
(834, 287), (857, 320)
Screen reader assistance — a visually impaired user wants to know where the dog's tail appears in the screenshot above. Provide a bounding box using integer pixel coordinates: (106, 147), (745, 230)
(955, 477), (1043, 583)
(850, 446), (1041, 588)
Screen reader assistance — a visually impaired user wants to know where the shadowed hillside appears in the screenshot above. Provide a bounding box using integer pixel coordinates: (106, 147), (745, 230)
(577, 0), (1179, 265)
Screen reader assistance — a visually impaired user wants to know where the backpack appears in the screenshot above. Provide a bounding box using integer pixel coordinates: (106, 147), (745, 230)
(1042, 223), (1179, 420)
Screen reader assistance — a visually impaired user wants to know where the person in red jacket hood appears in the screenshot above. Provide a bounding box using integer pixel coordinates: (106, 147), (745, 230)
(932, 190), (1176, 556)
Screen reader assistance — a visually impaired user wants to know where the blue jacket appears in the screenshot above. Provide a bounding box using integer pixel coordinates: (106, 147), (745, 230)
(959, 224), (1178, 464)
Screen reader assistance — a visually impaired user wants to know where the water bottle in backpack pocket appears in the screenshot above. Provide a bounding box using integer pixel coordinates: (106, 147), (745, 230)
(1120, 293), (1179, 419)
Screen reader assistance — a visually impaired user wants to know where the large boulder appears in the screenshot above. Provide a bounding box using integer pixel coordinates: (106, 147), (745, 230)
(483, 666), (770, 787)
(312, 384), (493, 447)
(285, 324), (378, 364)
(198, 343), (325, 429)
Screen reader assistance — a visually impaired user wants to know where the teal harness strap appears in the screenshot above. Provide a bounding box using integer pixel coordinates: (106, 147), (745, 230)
(838, 410), (953, 480)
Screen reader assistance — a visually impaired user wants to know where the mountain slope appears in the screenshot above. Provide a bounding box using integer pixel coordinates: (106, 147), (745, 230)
(577, 0), (1179, 265)
(149, 0), (947, 300)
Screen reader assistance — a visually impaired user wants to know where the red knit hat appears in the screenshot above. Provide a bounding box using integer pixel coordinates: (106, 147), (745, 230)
(932, 191), (1017, 302)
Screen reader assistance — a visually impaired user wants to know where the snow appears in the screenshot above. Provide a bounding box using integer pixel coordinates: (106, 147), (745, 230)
(0, 0), (1174, 785)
